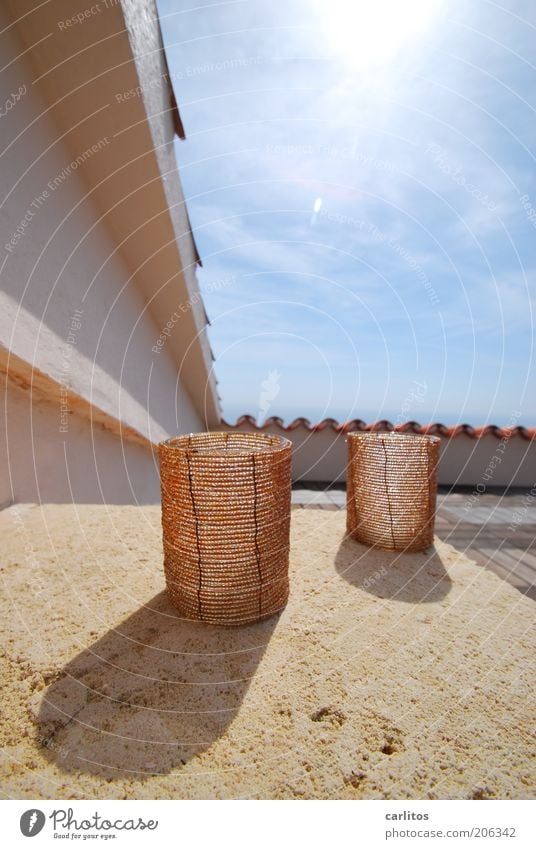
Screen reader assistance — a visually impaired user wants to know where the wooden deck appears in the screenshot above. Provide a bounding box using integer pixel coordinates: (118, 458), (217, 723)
(294, 489), (536, 601)
(434, 493), (536, 601)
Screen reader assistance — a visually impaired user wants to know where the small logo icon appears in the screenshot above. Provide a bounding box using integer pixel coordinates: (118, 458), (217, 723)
(20, 810), (45, 837)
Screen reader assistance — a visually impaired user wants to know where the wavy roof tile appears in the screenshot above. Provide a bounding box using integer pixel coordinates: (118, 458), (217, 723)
(222, 415), (536, 440)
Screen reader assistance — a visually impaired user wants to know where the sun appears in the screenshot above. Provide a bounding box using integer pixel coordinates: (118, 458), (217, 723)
(316, 0), (442, 68)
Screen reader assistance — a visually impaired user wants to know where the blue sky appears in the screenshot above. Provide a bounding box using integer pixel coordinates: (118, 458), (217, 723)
(157, 0), (535, 425)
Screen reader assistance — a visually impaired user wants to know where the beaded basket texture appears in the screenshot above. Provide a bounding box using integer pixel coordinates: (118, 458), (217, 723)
(346, 432), (440, 552)
(159, 431), (292, 626)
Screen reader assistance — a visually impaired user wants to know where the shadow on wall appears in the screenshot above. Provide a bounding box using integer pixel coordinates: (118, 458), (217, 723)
(37, 592), (279, 778)
(335, 535), (452, 603)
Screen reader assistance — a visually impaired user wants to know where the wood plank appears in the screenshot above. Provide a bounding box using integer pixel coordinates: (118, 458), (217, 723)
(501, 548), (536, 582)
(477, 547), (536, 585)
(513, 548), (536, 569)
(468, 549), (531, 589)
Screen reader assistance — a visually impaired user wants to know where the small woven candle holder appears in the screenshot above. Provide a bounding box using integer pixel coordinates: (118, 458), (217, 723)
(159, 431), (292, 626)
(346, 432), (440, 552)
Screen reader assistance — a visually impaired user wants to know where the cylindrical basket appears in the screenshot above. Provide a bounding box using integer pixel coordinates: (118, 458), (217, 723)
(159, 431), (292, 626)
(346, 432), (440, 552)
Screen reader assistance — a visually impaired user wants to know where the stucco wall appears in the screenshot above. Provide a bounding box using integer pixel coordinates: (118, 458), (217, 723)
(0, 9), (204, 444)
(0, 374), (159, 505)
(221, 422), (536, 488)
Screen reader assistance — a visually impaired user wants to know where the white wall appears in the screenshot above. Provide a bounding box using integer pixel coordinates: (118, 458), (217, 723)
(0, 7), (203, 445)
(0, 374), (160, 505)
(221, 422), (536, 488)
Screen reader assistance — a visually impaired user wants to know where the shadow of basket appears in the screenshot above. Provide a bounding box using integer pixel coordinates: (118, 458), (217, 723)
(36, 591), (279, 779)
(335, 535), (452, 603)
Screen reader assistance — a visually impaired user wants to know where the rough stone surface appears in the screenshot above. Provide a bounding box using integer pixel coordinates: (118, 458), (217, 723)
(0, 504), (534, 799)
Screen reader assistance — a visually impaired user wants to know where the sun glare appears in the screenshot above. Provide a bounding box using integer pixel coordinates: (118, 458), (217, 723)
(317, 0), (441, 68)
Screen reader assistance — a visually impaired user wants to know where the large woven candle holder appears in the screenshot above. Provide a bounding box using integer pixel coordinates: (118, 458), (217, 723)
(159, 431), (292, 626)
(346, 432), (440, 552)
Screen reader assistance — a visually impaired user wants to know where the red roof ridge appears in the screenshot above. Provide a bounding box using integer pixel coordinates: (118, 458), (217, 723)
(220, 416), (536, 441)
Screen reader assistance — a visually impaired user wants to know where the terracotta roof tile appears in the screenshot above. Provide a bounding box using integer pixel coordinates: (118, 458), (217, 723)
(221, 415), (536, 440)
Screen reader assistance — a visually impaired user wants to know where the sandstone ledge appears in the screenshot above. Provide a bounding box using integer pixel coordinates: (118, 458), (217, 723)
(0, 504), (534, 799)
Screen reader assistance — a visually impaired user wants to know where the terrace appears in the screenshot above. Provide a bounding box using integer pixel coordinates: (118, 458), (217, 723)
(0, 485), (534, 800)
(1, 0), (535, 806)
(293, 486), (536, 601)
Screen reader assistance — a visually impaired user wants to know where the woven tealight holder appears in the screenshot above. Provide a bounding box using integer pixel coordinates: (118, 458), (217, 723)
(346, 432), (440, 552)
(159, 431), (292, 626)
